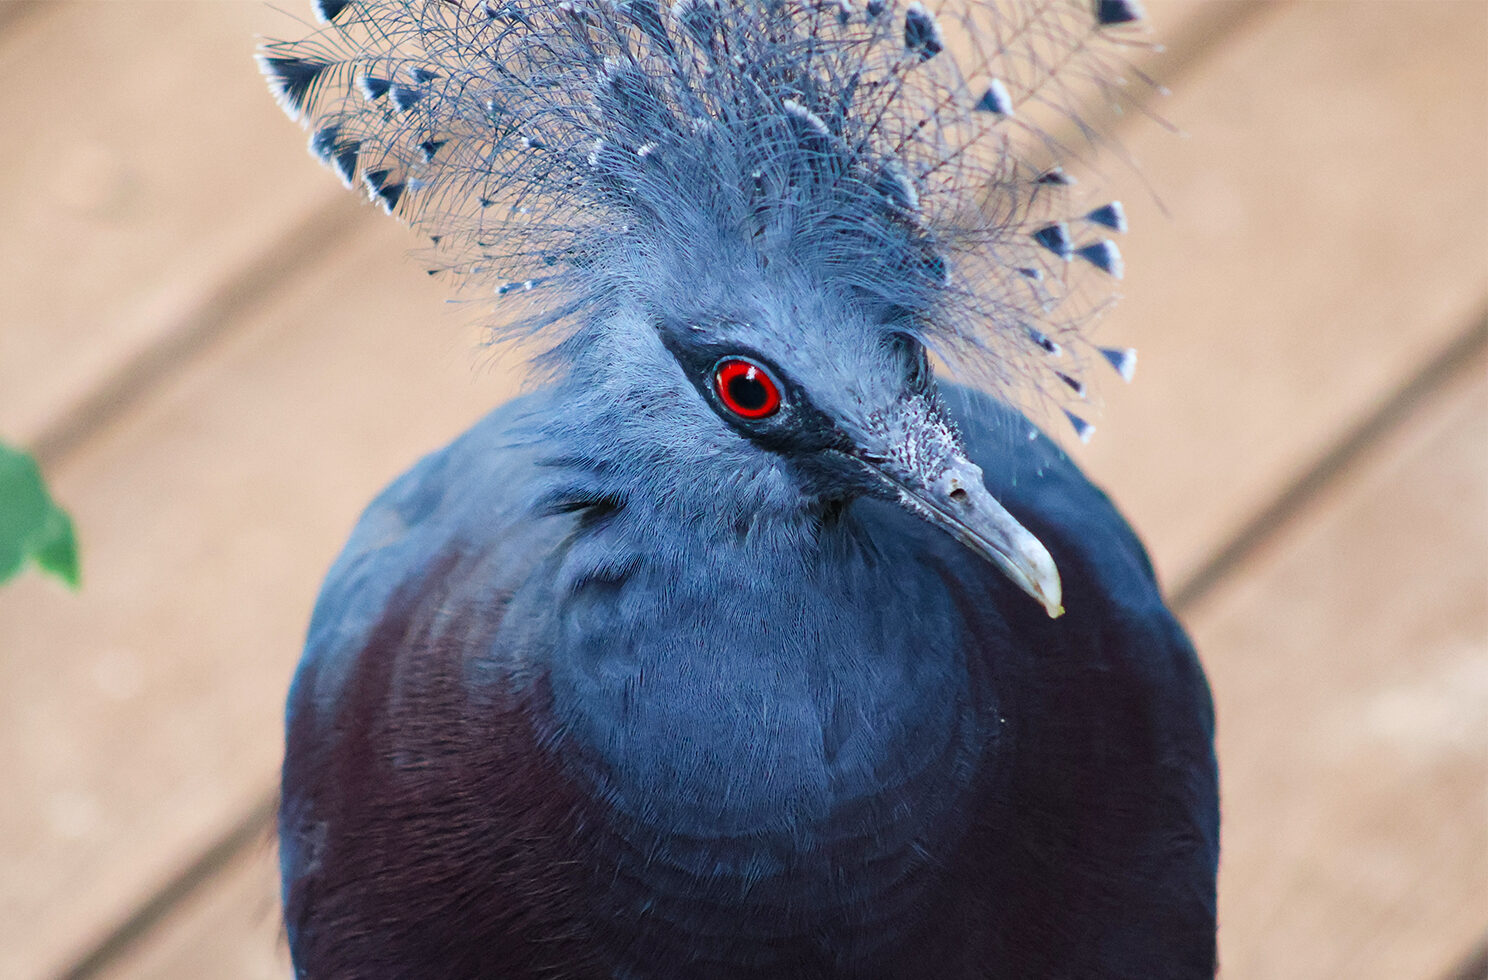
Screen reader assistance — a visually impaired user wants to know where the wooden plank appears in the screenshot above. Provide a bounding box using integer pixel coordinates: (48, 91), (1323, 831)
(1199, 372), (1487, 980)
(9, 0), (1486, 976)
(1074, 0), (1488, 589)
(0, 224), (521, 980)
(91, 843), (288, 980)
(0, 0), (341, 449)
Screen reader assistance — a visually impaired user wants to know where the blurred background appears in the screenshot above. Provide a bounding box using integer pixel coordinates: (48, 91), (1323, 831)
(1, 0), (1483, 977)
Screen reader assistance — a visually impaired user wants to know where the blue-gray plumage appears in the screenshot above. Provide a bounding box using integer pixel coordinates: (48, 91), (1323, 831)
(262, 0), (1218, 975)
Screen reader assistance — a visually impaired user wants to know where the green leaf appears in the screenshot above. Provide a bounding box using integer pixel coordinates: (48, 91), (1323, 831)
(0, 442), (81, 588)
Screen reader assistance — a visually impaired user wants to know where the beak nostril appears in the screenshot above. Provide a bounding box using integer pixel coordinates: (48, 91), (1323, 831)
(949, 487), (969, 505)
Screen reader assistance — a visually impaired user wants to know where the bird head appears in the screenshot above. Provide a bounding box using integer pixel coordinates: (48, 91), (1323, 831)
(261, 0), (1148, 620)
(628, 258), (1064, 617)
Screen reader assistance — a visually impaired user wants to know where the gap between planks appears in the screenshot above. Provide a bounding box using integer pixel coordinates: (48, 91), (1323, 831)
(28, 198), (364, 469)
(1443, 932), (1488, 980)
(1171, 306), (1488, 612)
(0, 0), (46, 36)
(52, 797), (279, 980)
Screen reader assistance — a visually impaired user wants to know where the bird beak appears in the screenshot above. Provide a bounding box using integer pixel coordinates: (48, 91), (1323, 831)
(851, 400), (1064, 618)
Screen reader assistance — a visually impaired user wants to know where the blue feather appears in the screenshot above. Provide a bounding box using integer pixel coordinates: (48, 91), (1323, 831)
(260, 0), (1153, 403)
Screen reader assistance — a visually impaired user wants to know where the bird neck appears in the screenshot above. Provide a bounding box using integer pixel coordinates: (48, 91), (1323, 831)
(540, 469), (998, 903)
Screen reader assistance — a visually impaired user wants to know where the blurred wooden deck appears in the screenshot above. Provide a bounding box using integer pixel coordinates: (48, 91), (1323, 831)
(1, 1), (1483, 977)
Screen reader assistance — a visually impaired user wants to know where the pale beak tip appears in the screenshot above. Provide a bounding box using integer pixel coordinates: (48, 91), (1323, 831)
(1032, 573), (1064, 619)
(1024, 542), (1064, 619)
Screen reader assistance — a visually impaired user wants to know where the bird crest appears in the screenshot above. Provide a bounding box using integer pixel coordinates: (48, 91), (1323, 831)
(261, 0), (1150, 439)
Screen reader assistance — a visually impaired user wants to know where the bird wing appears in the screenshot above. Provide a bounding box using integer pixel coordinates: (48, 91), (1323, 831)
(930, 384), (1220, 978)
(278, 393), (613, 976)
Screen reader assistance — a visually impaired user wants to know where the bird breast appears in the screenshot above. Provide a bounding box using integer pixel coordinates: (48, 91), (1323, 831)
(538, 504), (1001, 939)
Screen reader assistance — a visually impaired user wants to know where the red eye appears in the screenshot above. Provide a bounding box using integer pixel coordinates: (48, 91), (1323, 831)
(712, 358), (782, 419)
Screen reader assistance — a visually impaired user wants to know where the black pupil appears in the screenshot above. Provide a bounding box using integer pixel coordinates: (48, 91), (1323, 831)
(727, 371), (769, 412)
